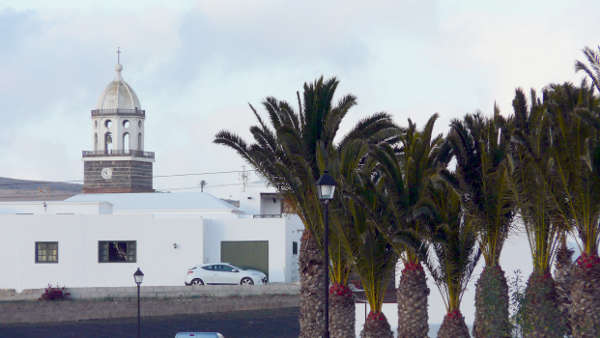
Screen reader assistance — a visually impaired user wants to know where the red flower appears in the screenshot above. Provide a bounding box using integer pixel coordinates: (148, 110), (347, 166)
(367, 311), (385, 322)
(329, 283), (352, 297)
(402, 262), (424, 274)
(446, 310), (462, 319)
(576, 253), (600, 270)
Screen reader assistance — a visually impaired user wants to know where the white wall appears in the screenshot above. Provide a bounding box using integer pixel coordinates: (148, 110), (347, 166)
(0, 195), (305, 290)
(0, 214), (203, 291)
(203, 215), (304, 283)
(260, 195), (282, 215)
(285, 215), (303, 282)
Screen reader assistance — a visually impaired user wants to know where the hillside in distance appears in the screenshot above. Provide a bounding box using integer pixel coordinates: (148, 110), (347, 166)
(0, 177), (82, 201)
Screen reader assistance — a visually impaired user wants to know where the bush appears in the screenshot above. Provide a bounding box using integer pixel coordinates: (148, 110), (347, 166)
(39, 284), (70, 301)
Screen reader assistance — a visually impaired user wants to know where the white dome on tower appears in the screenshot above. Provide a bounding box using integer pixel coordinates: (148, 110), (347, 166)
(96, 63), (141, 110)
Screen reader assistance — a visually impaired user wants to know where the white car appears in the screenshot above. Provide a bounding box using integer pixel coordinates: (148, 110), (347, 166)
(175, 333), (224, 338)
(185, 263), (268, 286)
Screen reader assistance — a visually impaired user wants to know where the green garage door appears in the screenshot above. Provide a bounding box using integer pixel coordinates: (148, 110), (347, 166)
(221, 241), (269, 277)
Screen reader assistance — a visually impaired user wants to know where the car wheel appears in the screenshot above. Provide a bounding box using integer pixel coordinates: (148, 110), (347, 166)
(191, 278), (204, 286)
(240, 277), (254, 285)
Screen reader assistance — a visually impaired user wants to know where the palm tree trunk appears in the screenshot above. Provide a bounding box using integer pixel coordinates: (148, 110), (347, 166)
(522, 271), (566, 337)
(437, 311), (470, 338)
(329, 283), (356, 338)
(360, 312), (393, 338)
(569, 254), (600, 338)
(299, 231), (325, 338)
(397, 262), (429, 338)
(473, 265), (510, 338)
(553, 240), (573, 336)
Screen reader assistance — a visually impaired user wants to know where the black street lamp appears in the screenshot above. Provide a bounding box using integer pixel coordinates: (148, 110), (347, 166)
(133, 267), (144, 338)
(316, 170), (336, 338)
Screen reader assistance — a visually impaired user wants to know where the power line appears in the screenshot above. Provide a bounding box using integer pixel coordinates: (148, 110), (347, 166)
(154, 169), (257, 179)
(0, 182), (249, 196)
(156, 180), (269, 192)
(0, 181), (258, 194)
(156, 183), (245, 191)
(0, 169), (259, 189)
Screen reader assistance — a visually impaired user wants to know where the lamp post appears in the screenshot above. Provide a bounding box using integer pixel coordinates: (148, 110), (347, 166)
(133, 267), (144, 338)
(316, 170), (336, 338)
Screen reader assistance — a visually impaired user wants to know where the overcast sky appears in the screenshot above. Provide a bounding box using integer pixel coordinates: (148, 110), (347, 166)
(1, 0), (595, 326)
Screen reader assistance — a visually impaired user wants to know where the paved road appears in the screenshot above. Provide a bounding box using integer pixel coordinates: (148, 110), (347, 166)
(0, 307), (300, 338)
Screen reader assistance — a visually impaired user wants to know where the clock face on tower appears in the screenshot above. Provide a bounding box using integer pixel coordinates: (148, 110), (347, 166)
(101, 167), (113, 180)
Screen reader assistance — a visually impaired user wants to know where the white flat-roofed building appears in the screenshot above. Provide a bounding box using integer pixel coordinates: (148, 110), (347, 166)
(0, 191), (303, 291)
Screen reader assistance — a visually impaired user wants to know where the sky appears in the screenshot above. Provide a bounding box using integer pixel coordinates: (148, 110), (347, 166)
(0, 0), (596, 326)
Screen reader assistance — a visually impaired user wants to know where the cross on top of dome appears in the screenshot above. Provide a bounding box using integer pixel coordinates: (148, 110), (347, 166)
(115, 47), (123, 80)
(96, 48), (141, 111)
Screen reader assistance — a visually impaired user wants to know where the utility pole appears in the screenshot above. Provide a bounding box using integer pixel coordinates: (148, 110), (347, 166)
(240, 166), (248, 192)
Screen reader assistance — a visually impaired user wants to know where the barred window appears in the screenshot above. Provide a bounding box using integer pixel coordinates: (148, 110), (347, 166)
(98, 241), (136, 263)
(36, 242), (58, 263)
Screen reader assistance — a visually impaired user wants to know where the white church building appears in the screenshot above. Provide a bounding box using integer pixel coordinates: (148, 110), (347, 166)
(0, 59), (303, 291)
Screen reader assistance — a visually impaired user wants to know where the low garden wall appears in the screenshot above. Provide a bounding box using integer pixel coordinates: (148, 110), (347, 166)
(0, 284), (300, 324)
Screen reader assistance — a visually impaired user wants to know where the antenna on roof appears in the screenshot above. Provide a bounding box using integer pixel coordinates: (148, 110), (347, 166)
(240, 166), (248, 192)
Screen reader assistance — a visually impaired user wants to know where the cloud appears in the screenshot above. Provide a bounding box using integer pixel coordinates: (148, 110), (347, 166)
(1, 1), (599, 185)
(1, 0), (600, 325)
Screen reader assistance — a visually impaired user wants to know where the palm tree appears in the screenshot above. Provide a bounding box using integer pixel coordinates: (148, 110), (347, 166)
(509, 88), (567, 337)
(320, 144), (368, 338)
(541, 81), (600, 337)
(438, 111), (514, 337)
(420, 180), (481, 338)
(214, 77), (397, 338)
(373, 114), (443, 338)
(335, 142), (396, 338)
(553, 233), (574, 335)
(575, 45), (600, 94)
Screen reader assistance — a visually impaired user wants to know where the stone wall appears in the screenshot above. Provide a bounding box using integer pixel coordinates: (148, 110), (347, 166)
(83, 159), (153, 193)
(0, 284), (300, 324)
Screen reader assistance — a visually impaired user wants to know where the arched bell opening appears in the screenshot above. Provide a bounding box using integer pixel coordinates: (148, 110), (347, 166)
(105, 132), (113, 153)
(123, 132), (130, 153)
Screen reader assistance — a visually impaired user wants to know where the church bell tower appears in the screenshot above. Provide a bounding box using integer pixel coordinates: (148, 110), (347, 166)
(82, 50), (154, 193)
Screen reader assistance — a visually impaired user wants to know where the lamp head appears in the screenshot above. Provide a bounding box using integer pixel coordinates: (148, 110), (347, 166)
(316, 170), (336, 201)
(133, 267), (144, 285)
